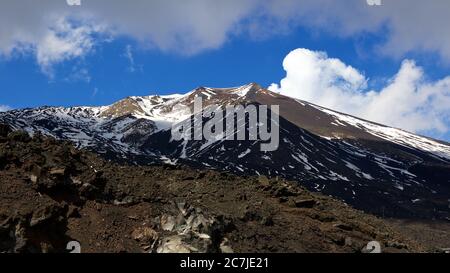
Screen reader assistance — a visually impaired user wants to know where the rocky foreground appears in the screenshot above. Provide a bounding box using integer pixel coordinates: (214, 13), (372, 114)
(0, 124), (444, 253)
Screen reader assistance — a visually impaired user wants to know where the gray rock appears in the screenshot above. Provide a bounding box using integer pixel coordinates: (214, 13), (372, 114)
(161, 215), (176, 231)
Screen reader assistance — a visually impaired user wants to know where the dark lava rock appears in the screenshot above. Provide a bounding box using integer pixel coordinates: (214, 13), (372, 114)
(294, 199), (317, 208)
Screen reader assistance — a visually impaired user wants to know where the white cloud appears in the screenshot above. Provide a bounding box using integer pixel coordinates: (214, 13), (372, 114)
(0, 1), (258, 60)
(0, 105), (12, 112)
(1, 0), (450, 73)
(269, 48), (450, 134)
(263, 0), (450, 62)
(35, 17), (101, 77)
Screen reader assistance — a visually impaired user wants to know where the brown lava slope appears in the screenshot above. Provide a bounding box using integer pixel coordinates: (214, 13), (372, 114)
(0, 124), (438, 253)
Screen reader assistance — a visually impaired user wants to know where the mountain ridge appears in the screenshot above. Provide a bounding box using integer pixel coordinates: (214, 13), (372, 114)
(1, 83), (450, 220)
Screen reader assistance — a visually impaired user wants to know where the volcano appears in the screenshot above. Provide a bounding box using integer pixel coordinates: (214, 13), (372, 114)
(1, 83), (449, 219)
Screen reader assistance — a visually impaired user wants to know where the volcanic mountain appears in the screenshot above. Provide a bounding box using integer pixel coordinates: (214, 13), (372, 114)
(1, 83), (450, 219)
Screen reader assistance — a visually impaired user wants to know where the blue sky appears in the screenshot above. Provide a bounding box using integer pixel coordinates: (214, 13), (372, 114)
(0, 25), (445, 108)
(0, 0), (449, 141)
(0, 30), (380, 106)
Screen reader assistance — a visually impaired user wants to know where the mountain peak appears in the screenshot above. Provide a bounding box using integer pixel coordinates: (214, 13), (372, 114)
(1, 83), (450, 220)
(197, 82), (263, 93)
(99, 97), (145, 118)
(247, 82), (263, 89)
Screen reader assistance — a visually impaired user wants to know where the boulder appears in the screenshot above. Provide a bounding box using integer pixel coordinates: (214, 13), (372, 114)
(160, 215), (176, 231)
(157, 236), (196, 253)
(131, 227), (158, 242)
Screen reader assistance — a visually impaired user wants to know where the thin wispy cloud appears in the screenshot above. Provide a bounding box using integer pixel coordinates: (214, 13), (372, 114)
(123, 45), (137, 73)
(64, 67), (91, 83)
(92, 87), (99, 97)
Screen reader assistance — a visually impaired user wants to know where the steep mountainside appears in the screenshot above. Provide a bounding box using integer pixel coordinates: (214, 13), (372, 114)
(1, 83), (449, 219)
(0, 125), (431, 253)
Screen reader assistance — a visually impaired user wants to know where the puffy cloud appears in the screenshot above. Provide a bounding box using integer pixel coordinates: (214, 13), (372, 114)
(83, 0), (259, 54)
(269, 48), (450, 134)
(0, 0), (259, 74)
(0, 1), (105, 77)
(0, 1), (258, 59)
(1, 0), (450, 74)
(36, 17), (103, 77)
